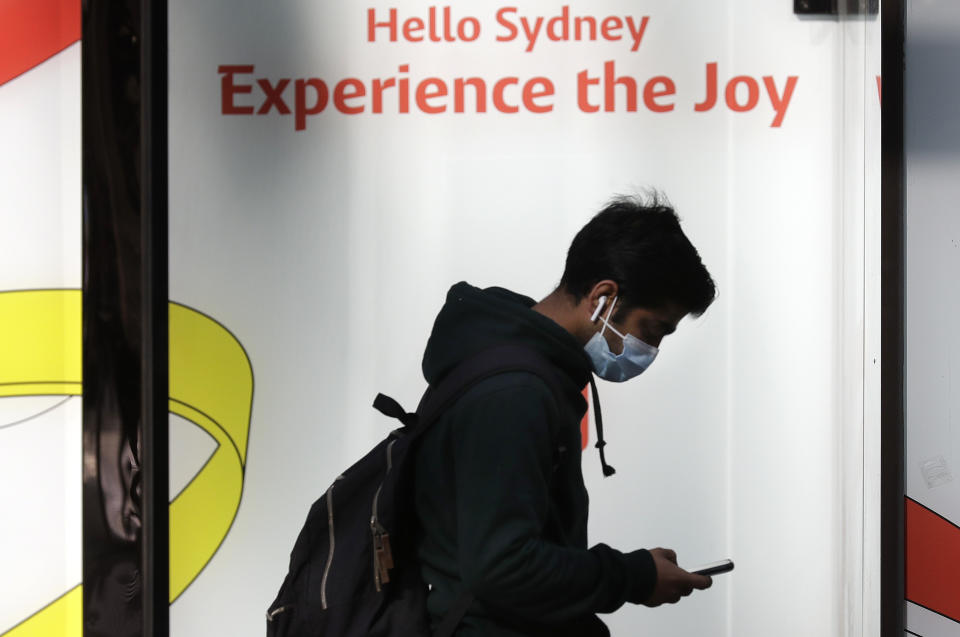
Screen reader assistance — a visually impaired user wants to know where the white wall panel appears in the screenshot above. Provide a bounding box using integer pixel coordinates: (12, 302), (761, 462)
(0, 41), (82, 636)
(164, 2), (878, 635)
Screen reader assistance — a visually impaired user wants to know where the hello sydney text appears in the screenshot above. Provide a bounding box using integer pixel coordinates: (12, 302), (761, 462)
(217, 7), (802, 131)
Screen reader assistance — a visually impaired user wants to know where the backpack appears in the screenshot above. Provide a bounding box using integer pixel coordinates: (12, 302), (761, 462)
(266, 343), (567, 637)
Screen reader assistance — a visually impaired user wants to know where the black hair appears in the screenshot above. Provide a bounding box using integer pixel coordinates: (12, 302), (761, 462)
(559, 193), (716, 316)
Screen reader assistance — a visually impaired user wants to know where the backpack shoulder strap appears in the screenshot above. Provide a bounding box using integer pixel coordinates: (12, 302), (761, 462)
(415, 343), (566, 433)
(432, 590), (476, 637)
(412, 343), (567, 637)
(371, 344), (564, 435)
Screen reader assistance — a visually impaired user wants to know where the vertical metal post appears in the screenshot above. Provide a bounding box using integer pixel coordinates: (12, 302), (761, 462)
(141, 0), (169, 634)
(880, 0), (905, 634)
(81, 0), (168, 634)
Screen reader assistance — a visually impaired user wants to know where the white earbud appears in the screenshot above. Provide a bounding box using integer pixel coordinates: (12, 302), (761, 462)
(590, 296), (608, 322)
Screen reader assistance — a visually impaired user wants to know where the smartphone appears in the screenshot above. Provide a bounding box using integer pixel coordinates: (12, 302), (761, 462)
(689, 559), (734, 576)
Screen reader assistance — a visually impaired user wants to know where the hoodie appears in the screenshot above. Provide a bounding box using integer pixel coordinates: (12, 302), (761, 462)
(413, 282), (656, 637)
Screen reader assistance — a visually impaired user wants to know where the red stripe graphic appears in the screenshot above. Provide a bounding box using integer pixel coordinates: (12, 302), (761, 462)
(906, 497), (960, 624)
(0, 0), (81, 87)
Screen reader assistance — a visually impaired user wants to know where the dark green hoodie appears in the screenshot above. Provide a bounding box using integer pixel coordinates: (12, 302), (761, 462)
(414, 283), (656, 637)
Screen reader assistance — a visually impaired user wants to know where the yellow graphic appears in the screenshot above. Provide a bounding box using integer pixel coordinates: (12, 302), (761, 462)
(0, 289), (254, 636)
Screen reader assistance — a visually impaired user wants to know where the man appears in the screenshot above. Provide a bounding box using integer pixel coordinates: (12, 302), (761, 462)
(413, 195), (717, 636)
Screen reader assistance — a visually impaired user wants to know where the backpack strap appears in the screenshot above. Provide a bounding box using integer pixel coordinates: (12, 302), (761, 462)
(416, 343), (568, 637)
(415, 343), (567, 432)
(372, 393), (418, 428)
(372, 343), (570, 637)
(372, 344), (566, 435)
(432, 590), (476, 637)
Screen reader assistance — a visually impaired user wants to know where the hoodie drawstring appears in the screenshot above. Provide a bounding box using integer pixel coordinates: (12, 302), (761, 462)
(588, 376), (616, 477)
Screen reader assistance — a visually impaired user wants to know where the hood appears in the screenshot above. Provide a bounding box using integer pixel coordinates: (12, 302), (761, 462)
(423, 281), (618, 478)
(422, 282), (593, 392)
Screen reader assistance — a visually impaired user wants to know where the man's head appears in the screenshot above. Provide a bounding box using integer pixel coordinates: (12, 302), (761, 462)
(554, 194), (715, 354)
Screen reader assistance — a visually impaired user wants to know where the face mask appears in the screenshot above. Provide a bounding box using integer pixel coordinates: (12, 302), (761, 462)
(584, 296), (659, 382)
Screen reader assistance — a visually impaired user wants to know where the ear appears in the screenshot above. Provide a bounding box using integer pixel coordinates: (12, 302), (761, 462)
(586, 280), (619, 320)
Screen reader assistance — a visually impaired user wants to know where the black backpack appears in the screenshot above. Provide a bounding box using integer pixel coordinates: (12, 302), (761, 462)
(266, 344), (566, 637)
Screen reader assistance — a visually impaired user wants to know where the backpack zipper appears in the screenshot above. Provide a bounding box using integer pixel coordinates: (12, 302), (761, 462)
(320, 475), (344, 609)
(266, 605), (292, 621)
(370, 439), (397, 591)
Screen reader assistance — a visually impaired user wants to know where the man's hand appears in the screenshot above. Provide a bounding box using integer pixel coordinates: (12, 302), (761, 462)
(643, 548), (712, 607)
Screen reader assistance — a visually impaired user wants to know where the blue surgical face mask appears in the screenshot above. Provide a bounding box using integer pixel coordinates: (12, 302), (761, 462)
(584, 296), (659, 382)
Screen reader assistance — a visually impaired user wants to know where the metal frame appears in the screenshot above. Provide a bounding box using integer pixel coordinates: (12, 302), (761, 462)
(81, 0), (168, 634)
(880, 0), (905, 634)
(77, 0), (904, 633)
(794, 0), (879, 15)
(141, 0), (170, 632)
